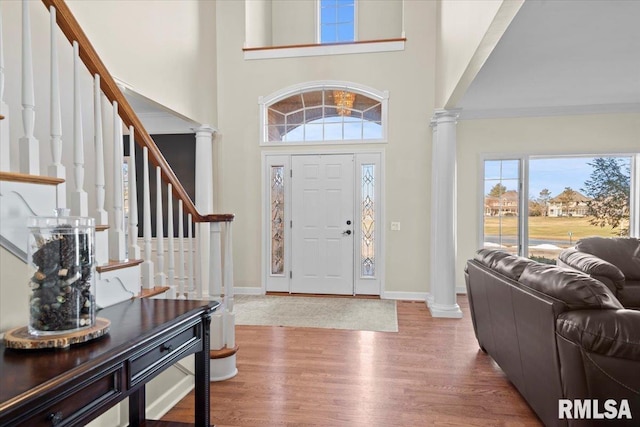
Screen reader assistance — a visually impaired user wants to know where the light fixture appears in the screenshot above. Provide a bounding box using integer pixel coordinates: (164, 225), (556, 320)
(333, 90), (355, 116)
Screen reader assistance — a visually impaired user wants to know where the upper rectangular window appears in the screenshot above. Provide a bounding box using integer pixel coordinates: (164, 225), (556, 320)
(319, 0), (356, 43)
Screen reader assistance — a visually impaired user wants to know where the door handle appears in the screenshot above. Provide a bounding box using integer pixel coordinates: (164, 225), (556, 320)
(342, 230), (352, 236)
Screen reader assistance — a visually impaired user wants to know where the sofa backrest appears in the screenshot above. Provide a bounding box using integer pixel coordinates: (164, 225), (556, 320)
(466, 258), (567, 426)
(575, 237), (640, 280)
(518, 263), (624, 310)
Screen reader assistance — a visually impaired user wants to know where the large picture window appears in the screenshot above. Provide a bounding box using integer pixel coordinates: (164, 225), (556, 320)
(482, 154), (638, 264)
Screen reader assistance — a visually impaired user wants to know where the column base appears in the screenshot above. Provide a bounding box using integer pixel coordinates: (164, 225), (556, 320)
(426, 300), (463, 318)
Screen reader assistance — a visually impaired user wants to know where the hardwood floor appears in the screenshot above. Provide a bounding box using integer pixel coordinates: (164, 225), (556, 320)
(162, 296), (542, 426)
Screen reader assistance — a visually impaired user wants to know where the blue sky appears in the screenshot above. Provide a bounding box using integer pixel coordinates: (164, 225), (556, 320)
(485, 156), (631, 199)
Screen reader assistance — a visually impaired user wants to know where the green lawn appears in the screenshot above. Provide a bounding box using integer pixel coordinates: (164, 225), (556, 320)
(484, 216), (621, 241)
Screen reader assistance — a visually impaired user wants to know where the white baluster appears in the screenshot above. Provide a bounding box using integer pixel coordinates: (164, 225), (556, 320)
(128, 126), (140, 259)
(178, 200), (185, 299)
(155, 166), (166, 286)
(94, 75), (107, 225)
(167, 183), (175, 297)
(187, 213), (194, 298)
(70, 41), (88, 217)
(109, 101), (126, 260)
(141, 147), (154, 289)
(0, 2), (9, 172)
(47, 6), (65, 207)
(19, 0), (39, 174)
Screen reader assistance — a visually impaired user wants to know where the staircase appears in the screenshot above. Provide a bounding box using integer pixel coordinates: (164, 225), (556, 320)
(0, 0), (237, 417)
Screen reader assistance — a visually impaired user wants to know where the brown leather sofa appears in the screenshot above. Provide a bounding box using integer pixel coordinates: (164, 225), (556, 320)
(465, 249), (640, 426)
(557, 237), (640, 309)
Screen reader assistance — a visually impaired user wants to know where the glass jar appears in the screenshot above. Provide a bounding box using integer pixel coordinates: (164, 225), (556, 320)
(27, 213), (96, 336)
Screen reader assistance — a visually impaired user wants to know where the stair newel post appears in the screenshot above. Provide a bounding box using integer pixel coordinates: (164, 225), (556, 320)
(141, 146), (154, 289)
(210, 223), (223, 301)
(48, 6), (65, 207)
(93, 74), (107, 225)
(195, 125), (215, 300)
(167, 183), (176, 297)
(70, 41), (88, 217)
(108, 101), (125, 260)
(177, 199), (186, 299)
(155, 167), (166, 286)
(0, 2), (9, 172)
(19, 0), (39, 175)
(224, 221), (235, 348)
(187, 213), (194, 298)
(128, 125), (140, 259)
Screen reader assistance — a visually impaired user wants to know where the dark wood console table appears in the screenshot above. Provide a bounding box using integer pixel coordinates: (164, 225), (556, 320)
(0, 298), (219, 427)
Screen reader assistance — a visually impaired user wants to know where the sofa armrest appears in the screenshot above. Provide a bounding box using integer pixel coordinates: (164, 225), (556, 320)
(558, 248), (625, 290)
(557, 309), (640, 361)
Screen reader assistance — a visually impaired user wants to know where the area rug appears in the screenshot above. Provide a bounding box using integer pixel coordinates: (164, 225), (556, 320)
(233, 295), (398, 332)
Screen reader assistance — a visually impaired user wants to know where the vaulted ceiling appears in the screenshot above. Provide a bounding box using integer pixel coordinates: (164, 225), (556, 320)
(457, 0), (640, 119)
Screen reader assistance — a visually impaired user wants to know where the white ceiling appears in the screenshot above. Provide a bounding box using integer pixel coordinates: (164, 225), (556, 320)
(457, 0), (640, 119)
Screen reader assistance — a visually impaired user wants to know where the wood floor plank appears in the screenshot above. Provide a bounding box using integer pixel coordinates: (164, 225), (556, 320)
(162, 296), (542, 426)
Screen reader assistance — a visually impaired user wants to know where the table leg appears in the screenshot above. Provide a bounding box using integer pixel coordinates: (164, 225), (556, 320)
(195, 314), (212, 426)
(129, 385), (146, 426)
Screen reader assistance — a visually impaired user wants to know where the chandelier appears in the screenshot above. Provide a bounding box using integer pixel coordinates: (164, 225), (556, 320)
(333, 90), (355, 116)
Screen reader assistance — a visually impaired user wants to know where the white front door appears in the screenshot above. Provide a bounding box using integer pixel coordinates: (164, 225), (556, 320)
(291, 154), (354, 294)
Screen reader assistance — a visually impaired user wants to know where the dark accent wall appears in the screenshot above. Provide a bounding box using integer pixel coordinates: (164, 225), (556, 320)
(123, 134), (196, 238)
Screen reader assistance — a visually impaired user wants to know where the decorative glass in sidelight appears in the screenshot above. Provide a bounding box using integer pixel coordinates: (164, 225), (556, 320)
(361, 164), (375, 277)
(271, 166), (285, 275)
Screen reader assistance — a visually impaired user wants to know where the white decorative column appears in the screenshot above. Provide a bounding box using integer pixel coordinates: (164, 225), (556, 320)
(195, 125), (215, 300)
(427, 110), (463, 318)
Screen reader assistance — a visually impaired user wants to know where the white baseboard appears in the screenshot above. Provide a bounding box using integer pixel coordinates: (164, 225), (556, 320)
(382, 291), (430, 301)
(456, 285), (467, 295)
(145, 373), (195, 420)
(233, 286), (264, 295)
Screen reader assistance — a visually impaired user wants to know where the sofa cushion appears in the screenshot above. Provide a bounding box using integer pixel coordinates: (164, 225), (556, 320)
(575, 237), (640, 280)
(557, 247), (625, 289)
(557, 309), (640, 361)
(619, 279), (640, 310)
(474, 249), (513, 269)
(519, 263), (623, 310)
(493, 255), (536, 281)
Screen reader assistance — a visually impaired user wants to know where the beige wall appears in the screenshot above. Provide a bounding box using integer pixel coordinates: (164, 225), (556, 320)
(456, 113), (640, 289)
(216, 0), (437, 294)
(253, 0), (403, 47)
(67, 0), (218, 125)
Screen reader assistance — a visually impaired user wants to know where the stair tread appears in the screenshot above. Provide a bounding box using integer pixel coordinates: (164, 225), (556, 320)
(210, 345), (239, 359)
(137, 286), (171, 299)
(0, 171), (64, 186)
(96, 259), (143, 273)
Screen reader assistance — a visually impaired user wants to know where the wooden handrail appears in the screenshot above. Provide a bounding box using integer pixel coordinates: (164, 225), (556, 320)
(42, 0), (233, 223)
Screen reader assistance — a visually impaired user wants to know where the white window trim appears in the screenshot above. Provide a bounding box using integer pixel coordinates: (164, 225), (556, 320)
(262, 149), (385, 295)
(478, 151), (640, 255)
(244, 39), (405, 60)
(259, 80), (389, 146)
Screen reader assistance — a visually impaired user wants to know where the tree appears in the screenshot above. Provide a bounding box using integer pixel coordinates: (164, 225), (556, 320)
(537, 188), (552, 217)
(557, 187), (577, 216)
(582, 157), (630, 235)
(488, 183), (507, 197)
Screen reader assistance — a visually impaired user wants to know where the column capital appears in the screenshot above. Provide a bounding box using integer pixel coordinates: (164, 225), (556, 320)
(193, 124), (218, 136)
(430, 109), (461, 127)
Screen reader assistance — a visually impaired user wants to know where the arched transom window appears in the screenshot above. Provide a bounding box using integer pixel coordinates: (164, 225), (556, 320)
(260, 82), (388, 145)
